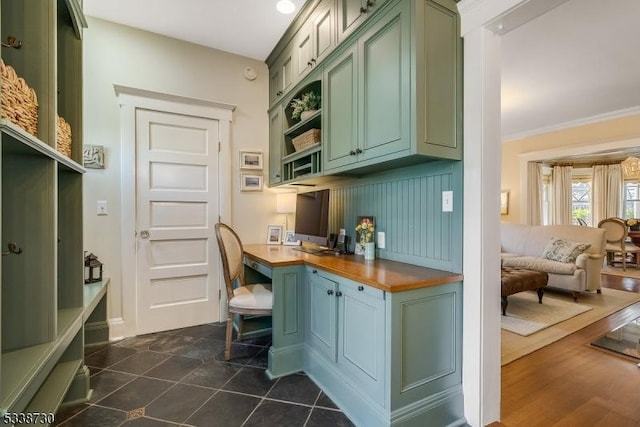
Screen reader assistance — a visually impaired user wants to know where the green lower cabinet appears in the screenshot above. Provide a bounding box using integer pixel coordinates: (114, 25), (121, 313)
(307, 271), (338, 361)
(303, 269), (465, 426)
(266, 265), (306, 378)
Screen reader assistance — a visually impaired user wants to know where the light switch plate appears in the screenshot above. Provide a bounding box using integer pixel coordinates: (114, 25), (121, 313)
(442, 191), (453, 212)
(97, 200), (108, 215)
(377, 232), (386, 249)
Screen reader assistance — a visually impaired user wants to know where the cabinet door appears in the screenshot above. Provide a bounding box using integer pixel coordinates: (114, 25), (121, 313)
(294, 21), (315, 82)
(358, 0), (410, 161)
(337, 0), (389, 43)
(308, 272), (338, 362)
(269, 64), (283, 106)
(269, 106), (284, 185)
(337, 281), (386, 403)
(312, 0), (336, 65)
(415, 0), (461, 159)
(323, 44), (359, 171)
(270, 48), (294, 107)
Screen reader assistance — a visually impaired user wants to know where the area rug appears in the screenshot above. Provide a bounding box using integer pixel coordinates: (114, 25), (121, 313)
(501, 293), (592, 337)
(502, 287), (640, 366)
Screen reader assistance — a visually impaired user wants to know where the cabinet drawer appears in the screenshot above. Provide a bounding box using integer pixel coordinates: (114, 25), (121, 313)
(244, 257), (273, 279)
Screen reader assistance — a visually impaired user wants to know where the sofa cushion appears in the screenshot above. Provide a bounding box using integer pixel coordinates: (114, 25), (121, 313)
(501, 256), (578, 274)
(541, 237), (591, 263)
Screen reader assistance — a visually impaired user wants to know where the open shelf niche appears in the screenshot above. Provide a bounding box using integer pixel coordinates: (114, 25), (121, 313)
(282, 80), (323, 181)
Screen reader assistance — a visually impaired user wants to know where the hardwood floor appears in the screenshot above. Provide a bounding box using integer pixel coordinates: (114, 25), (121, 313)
(500, 274), (640, 426)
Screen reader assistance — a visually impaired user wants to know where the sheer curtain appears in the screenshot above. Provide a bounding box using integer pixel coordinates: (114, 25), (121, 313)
(592, 164), (623, 226)
(526, 162), (543, 225)
(552, 165), (573, 225)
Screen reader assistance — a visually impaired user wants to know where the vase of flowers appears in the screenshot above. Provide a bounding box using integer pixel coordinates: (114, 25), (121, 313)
(627, 218), (640, 231)
(355, 216), (375, 259)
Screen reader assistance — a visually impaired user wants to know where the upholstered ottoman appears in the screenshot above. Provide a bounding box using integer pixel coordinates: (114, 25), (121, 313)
(500, 266), (549, 316)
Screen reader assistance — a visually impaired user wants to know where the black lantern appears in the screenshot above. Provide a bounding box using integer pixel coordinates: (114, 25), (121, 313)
(84, 252), (103, 284)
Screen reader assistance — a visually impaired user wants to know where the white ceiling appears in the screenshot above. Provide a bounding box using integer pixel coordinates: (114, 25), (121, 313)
(501, 0), (640, 140)
(83, 0), (306, 61)
(84, 0), (640, 141)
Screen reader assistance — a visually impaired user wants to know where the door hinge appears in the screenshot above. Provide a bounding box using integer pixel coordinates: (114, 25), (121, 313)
(218, 289), (222, 300)
(218, 141), (221, 152)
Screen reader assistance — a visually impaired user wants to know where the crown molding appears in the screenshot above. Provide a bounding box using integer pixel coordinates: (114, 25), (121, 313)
(503, 106), (640, 142)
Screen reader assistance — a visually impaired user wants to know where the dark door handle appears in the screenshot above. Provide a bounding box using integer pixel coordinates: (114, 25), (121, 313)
(349, 150), (356, 156)
(336, 291), (343, 297)
(355, 148), (363, 154)
(327, 289), (334, 295)
(357, 285), (364, 291)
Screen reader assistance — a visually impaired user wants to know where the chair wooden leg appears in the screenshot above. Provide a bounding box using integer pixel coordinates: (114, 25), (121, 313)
(225, 311), (233, 361)
(238, 315), (244, 342)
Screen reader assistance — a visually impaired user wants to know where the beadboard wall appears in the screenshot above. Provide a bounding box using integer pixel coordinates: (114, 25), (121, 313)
(325, 160), (463, 273)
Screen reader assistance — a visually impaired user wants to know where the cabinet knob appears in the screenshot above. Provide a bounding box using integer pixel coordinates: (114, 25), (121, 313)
(360, 6), (368, 13)
(349, 150), (356, 156)
(312, 269), (318, 274)
(336, 291), (343, 297)
(355, 148), (363, 154)
(367, 0), (374, 8)
(311, 58), (316, 64)
(276, 173), (281, 178)
(327, 289), (334, 295)
(307, 61), (312, 66)
(357, 285), (364, 291)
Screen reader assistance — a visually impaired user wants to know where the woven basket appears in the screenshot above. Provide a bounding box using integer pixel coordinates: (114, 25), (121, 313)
(57, 115), (72, 157)
(0, 59), (38, 137)
(292, 128), (321, 152)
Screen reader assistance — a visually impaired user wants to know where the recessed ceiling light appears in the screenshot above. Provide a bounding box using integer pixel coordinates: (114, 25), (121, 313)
(276, 0), (295, 14)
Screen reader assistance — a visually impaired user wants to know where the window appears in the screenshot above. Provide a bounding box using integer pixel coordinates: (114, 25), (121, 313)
(624, 181), (640, 219)
(571, 181), (591, 225)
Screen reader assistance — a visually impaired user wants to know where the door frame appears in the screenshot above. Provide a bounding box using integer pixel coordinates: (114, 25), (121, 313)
(114, 85), (236, 339)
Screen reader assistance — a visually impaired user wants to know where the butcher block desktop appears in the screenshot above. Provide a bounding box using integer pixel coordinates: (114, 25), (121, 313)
(243, 244), (463, 292)
(242, 244), (466, 427)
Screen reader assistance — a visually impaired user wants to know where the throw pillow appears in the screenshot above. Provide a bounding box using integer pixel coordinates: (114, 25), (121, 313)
(541, 237), (591, 263)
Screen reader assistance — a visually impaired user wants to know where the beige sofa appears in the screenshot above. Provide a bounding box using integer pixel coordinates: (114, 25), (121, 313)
(500, 223), (606, 298)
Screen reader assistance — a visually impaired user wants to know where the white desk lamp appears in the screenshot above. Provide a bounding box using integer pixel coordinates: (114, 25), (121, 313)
(276, 193), (297, 231)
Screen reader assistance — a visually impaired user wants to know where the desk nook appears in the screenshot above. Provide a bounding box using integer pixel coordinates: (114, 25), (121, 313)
(243, 245), (465, 427)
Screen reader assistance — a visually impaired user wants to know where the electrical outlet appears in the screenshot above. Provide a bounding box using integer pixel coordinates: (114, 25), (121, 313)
(377, 232), (386, 249)
(442, 191), (453, 212)
(97, 200), (108, 215)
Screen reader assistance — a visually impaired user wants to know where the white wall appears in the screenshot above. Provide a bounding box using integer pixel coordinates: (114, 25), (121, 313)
(83, 17), (283, 331)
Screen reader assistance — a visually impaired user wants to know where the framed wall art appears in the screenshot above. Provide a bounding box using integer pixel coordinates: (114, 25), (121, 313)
(240, 151), (263, 170)
(241, 173), (263, 192)
(500, 191), (509, 215)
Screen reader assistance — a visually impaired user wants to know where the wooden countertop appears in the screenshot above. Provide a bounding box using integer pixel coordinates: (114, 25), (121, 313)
(243, 245), (463, 293)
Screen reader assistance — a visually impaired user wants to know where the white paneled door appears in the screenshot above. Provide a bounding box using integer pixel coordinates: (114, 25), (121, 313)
(136, 109), (220, 334)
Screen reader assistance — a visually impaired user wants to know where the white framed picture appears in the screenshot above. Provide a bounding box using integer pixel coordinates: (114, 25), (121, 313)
(266, 225), (284, 245)
(241, 173), (263, 192)
(240, 151), (263, 170)
(283, 230), (300, 246)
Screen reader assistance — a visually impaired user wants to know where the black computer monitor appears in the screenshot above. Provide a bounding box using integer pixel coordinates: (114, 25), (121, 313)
(293, 189), (330, 248)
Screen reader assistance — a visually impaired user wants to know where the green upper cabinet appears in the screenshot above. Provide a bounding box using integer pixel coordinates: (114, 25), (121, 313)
(337, 0), (390, 43)
(269, 44), (294, 106)
(293, 0), (336, 83)
(268, 0), (461, 184)
(323, 44), (358, 170)
(414, 0), (461, 158)
(269, 104), (284, 185)
(325, 0), (410, 173)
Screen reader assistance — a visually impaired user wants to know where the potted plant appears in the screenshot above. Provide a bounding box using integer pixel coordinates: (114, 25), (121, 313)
(290, 91), (321, 121)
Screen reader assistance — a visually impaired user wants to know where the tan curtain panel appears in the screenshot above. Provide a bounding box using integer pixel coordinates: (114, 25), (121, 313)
(526, 162), (543, 225)
(552, 165), (573, 225)
(592, 164), (623, 226)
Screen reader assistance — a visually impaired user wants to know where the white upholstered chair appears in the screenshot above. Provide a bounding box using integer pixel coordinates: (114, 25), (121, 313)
(597, 217), (640, 270)
(214, 223), (272, 361)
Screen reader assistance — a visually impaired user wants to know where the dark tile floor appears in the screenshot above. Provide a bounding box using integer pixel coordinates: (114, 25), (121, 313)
(55, 323), (354, 427)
